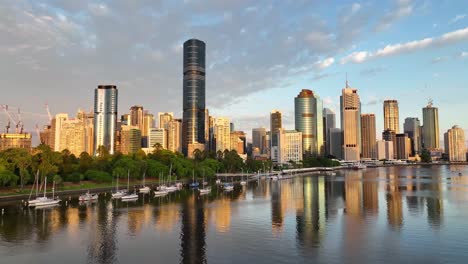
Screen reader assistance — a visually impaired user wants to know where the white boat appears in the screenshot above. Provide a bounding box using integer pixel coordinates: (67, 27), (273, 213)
(112, 173), (126, 199)
(79, 191), (99, 201)
(121, 170), (138, 201)
(28, 170), (46, 206)
(270, 176), (279, 181)
(139, 171), (150, 193)
(34, 177), (61, 207)
(139, 186), (151, 193)
(223, 182), (234, 192)
(240, 172), (247, 185)
(121, 194), (139, 200)
(199, 187), (211, 195)
(28, 197), (49, 206)
(216, 179), (222, 185)
(166, 186), (178, 192)
(154, 190), (169, 197)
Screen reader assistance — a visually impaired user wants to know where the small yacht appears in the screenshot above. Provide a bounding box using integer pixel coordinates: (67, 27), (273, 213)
(34, 177), (61, 207)
(240, 173), (247, 186)
(79, 191), (99, 201)
(112, 173), (127, 199)
(199, 187), (211, 195)
(154, 189), (169, 197)
(121, 170), (138, 201)
(223, 183), (234, 192)
(139, 171), (151, 194)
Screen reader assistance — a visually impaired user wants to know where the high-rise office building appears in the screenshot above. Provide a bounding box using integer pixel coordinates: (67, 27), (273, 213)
(383, 100), (399, 133)
(77, 110), (94, 155)
(167, 119), (182, 153)
(118, 125), (141, 154)
(149, 128), (167, 150)
(329, 128), (343, 159)
(404, 117), (421, 156)
(376, 140), (394, 160)
(59, 118), (85, 156)
(323, 108), (336, 156)
(396, 133), (411, 160)
(182, 39), (206, 156)
(158, 112), (174, 129)
(382, 129), (397, 159)
(270, 110), (282, 133)
(340, 84), (361, 161)
(294, 89), (324, 156)
(214, 117), (231, 152)
(270, 110), (282, 152)
(142, 112), (155, 137)
(51, 113), (69, 152)
(230, 131), (246, 154)
(444, 126), (466, 162)
(94, 85), (118, 155)
(422, 102), (440, 150)
(271, 129), (303, 164)
(361, 114), (376, 159)
(252, 128), (267, 154)
(130, 106), (144, 131)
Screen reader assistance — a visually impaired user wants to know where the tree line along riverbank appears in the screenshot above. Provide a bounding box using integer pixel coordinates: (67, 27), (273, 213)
(0, 144), (340, 197)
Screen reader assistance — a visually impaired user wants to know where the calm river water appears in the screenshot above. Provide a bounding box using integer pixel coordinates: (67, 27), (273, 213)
(1, 165), (468, 264)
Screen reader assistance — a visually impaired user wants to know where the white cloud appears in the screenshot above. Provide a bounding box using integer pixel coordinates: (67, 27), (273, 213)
(450, 14), (466, 24)
(460, 51), (468, 58)
(315, 57), (335, 70)
(375, 0), (413, 31)
(341, 27), (468, 64)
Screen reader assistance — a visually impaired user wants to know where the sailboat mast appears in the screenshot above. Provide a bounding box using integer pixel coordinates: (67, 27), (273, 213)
(43, 176), (47, 198)
(127, 170), (130, 191)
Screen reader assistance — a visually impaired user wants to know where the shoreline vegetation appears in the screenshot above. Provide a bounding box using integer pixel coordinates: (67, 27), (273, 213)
(0, 144), (337, 198)
(0, 145), (463, 199)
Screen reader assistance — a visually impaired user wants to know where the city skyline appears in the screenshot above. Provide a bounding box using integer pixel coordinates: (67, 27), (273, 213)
(0, 0), (467, 143)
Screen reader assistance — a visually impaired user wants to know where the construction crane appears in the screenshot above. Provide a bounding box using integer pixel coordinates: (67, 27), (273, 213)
(45, 103), (52, 122)
(16, 108), (24, 134)
(1, 104), (18, 133)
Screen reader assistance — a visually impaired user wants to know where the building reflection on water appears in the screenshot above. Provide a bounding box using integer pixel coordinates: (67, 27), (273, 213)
(0, 166), (465, 263)
(180, 195), (206, 264)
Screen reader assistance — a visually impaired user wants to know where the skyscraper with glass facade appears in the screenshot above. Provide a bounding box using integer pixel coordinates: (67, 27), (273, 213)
(294, 89), (323, 156)
(182, 39), (206, 156)
(93, 85), (118, 155)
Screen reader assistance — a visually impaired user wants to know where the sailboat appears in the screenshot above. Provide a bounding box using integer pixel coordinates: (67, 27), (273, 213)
(28, 170), (48, 206)
(240, 171), (247, 186)
(112, 173), (126, 199)
(139, 171), (150, 193)
(199, 176), (211, 195)
(166, 165), (179, 193)
(79, 190), (99, 201)
(35, 177), (61, 207)
(189, 170), (199, 188)
(158, 172), (167, 191)
(223, 177), (234, 191)
(122, 170), (138, 201)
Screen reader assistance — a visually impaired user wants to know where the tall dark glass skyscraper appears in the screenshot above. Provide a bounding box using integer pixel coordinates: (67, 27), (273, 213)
(182, 39), (206, 156)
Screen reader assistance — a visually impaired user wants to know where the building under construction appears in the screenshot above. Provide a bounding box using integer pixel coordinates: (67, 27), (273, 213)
(0, 104), (32, 151)
(0, 133), (32, 151)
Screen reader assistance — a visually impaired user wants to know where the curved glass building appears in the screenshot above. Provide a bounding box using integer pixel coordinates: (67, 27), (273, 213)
(294, 89), (323, 156)
(182, 39), (206, 156)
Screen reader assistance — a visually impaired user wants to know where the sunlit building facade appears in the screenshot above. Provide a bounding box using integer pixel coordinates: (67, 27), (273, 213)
(422, 103), (440, 150)
(383, 100), (399, 133)
(444, 126), (466, 162)
(294, 89), (323, 156)
(361, 114), (376, 159)
(340, 86), (361, 161)
(214, 117), (231, 152)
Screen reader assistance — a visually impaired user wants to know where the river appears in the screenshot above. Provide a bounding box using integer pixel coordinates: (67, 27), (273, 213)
(1, 165), (468, 263)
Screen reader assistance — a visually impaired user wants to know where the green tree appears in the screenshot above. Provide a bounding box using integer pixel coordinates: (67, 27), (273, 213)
(0, 158), (18, 187)
(1, 148), (32, 189)
(420, 149), (432, 163)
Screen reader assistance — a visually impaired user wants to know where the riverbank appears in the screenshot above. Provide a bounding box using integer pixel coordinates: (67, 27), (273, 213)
(0, 178), (188, 202)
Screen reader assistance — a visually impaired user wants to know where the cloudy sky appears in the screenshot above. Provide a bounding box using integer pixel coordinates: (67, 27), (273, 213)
(0, 0), (467, 142)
